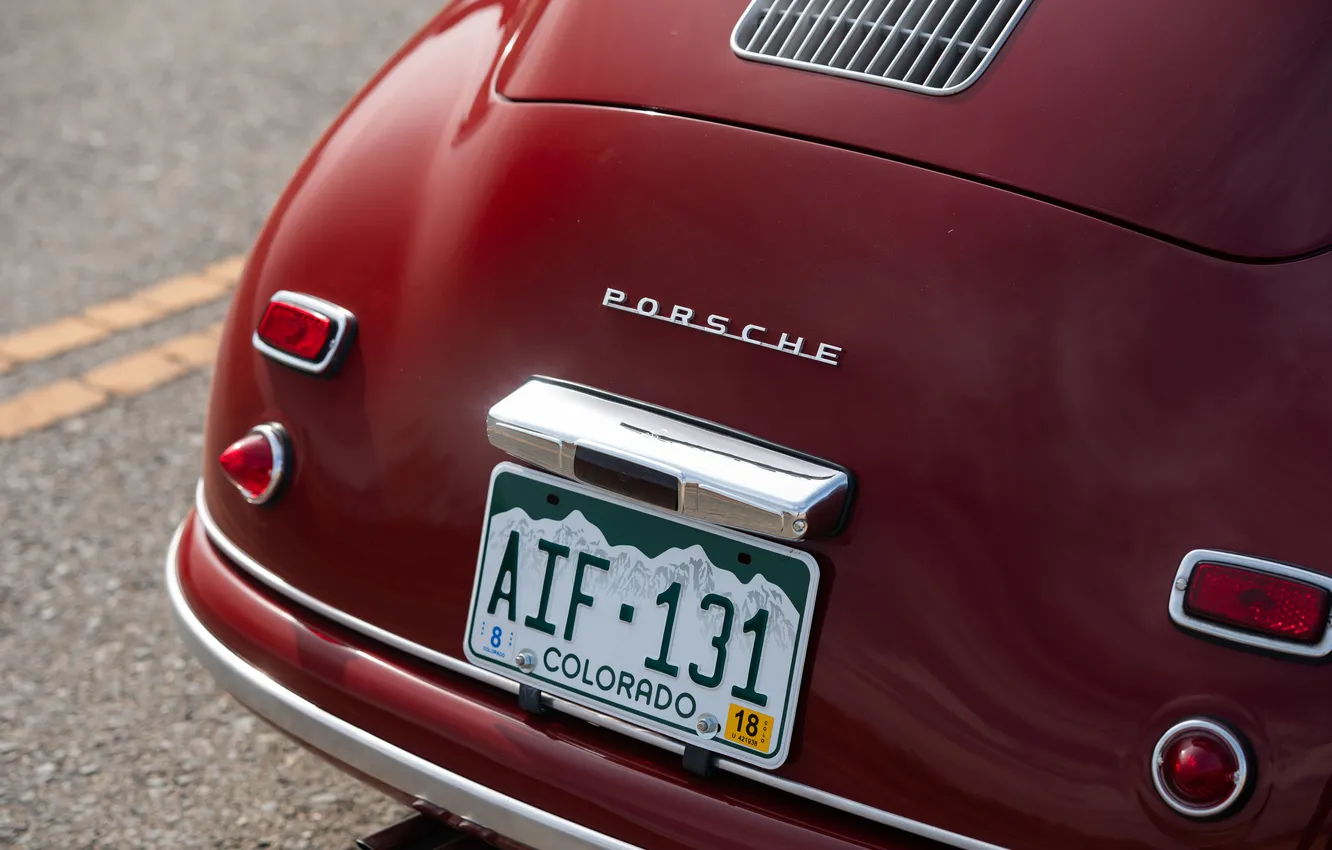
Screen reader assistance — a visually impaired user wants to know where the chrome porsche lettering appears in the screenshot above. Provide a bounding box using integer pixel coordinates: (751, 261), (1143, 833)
(740, 323), (766, 342)
(668, 305), (693, 324)
(601, 288), (842, 366)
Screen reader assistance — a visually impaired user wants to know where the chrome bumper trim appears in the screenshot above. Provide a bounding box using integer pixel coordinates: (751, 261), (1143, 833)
(191, 481), (1008, 850)
(166, 518), (643, 850)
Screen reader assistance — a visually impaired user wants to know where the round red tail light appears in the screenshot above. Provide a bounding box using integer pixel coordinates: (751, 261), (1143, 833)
(1152, 719), (1248, 818)
(218, 423), (287, 504)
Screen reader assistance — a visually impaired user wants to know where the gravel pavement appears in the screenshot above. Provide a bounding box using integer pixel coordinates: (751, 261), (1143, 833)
(1, 2), (443, 847)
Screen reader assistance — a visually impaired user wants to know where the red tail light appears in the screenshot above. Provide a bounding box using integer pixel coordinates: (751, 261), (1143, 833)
(1185, 563), (1329, 644)
(252, 291), (355, 375)
(1152, 719), (1247, 818)
(218, 423), (287, 504)
(257, 302), (331, 360)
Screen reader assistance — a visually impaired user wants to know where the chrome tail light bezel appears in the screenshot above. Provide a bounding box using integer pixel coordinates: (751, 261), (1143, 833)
(222, 422), (289, 506)
(1151, 718), (1249, 819)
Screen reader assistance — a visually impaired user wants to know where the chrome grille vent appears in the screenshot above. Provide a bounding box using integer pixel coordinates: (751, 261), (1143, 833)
(731, 0), (1031, 95)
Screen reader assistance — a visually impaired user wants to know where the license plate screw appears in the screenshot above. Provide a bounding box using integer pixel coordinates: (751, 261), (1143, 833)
(695, 713), (720, 737)
(515, 650), (536, 673)
(792, 519), (807, 535)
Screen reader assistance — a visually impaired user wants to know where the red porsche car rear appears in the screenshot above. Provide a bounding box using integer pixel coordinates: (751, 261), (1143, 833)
(168, 1), (1332, 847)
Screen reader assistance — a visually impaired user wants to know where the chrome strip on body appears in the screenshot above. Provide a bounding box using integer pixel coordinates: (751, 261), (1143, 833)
(191, 482), (1008, 850)
(486, 379), (850, 540)
(166, 520), (644, 850)
(1168, 548), (1332, 658)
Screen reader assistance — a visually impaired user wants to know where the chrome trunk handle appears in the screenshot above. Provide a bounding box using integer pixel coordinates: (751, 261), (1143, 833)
(486, 379), (850, 540)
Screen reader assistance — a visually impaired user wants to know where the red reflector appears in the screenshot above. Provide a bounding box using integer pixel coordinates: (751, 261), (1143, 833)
(219, 424), (286, 504)
(1185, 563), (1330, 643)
(1156, 724), (1244, 816)
(256, 301), (332, 361)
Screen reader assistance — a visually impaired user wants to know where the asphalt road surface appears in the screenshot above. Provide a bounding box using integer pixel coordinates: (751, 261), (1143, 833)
(1, 2), (443, 847)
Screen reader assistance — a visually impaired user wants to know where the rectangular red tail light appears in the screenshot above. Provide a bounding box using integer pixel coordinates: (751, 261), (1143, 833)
(251, 290), (355, 376)
(257, 301), (332, 360)
(1184, 562), (1330, 644)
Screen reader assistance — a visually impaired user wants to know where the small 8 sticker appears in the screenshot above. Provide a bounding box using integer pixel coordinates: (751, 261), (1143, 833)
(725, 703), (775, 754)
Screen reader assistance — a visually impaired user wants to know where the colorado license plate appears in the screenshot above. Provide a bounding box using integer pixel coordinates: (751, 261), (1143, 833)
(464, 463), (819, 768)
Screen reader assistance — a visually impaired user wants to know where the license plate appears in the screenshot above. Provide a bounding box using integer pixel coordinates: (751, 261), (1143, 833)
(464, 463), (819, 768)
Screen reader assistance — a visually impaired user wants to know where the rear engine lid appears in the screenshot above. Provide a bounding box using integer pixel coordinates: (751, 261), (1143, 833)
(499, 0), (1332, 260)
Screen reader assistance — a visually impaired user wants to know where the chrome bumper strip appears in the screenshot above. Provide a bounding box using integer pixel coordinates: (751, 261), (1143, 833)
(166, 519), (643, 850)
(190, 481), (1008, 850)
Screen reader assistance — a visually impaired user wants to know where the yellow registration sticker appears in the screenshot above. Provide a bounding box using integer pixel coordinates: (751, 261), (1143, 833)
(725, 703), (775, 754)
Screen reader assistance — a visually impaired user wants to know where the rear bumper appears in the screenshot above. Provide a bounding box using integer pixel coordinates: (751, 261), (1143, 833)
(168, 494), (999, 850)
(166, 515), (639, 850)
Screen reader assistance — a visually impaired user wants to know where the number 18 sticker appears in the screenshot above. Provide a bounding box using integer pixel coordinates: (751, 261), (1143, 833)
(726, 703), (775, 754)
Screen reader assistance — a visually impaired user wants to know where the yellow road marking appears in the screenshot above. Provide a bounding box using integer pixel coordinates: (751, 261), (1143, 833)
(0, 380), (109, 440)
(0, 255), (243, 365)
(83, 296), (173, 331)
(84, 349), (192, 396)
(0, 256), (246, 440)
(156, 326), (224, 368)
(134, 273), (232, 312)
(0, 317), (111, 362)
(0, 322), (226, 440)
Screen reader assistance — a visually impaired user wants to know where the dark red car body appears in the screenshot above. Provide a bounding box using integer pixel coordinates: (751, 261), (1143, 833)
(167, 2), (1332, 848)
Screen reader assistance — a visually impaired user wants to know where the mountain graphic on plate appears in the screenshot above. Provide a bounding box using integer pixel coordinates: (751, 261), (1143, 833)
(486, 507), (799, 652)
